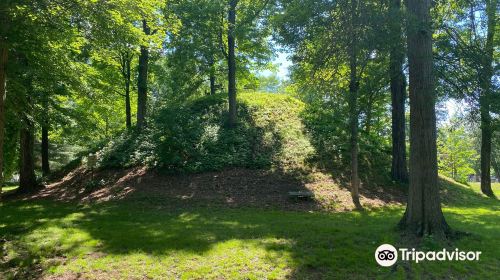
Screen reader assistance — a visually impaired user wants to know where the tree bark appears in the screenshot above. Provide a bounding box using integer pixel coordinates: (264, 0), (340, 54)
(399, 0), (449, 237)
(209, 56), (216, 95)
(41, 125), (50, 176)
(364, 94), (373, 135)
(0, 46), (6, 195)
(19, 99), (37, 193)
(348, 0), (362, 210)
(137, 20), (150, 130)
(227, 0), (238, 127)
(121, 52), (132, 129)
(389, 0), (408, 183)
(479, 0), (497, 197)
(41, 93), (50, 176)
(210, 71), (216, 95)
(0, 3), (9, 195)
(480, 106), (493, 195)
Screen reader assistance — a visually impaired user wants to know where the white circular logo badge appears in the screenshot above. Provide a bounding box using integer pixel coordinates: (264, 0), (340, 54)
(375, 244), (398, 267)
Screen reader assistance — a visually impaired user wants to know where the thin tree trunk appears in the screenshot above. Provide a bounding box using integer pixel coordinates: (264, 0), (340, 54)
(20, 127), (37, 192)
(137, 20), (150, 130)
(349, 73), (362, 210)
(41, 100), (50, 176)
(227, 0), (238, 127)
(348, 0), (362, 210)
(389, 0), (408, 183)
(0, 47), (6, 194)
(119, 51), (133, 129)
(209, 57), (216, 95)
(480, 109), (493, 195)
(0, 5), (9, 195)
(19, 96), (37, 193)
(399, 0), (449, 237)
(210, 71), (216, 95)
(41, 126), (50, 176)
(125, 55), (132, 129)
(365, 95), (373, 135)
(41, 93), (50, 176)
(479, 0), (497, 197)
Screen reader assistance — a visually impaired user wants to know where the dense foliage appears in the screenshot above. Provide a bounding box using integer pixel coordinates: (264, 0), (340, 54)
(0, 0), (497, 207)
(438, 122), (478, 183)
(1, 2), (500, 277)
(98, 92), (315, 173)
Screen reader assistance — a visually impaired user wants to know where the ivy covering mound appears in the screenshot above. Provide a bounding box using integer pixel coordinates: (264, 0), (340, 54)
(99, 93), (315, 173)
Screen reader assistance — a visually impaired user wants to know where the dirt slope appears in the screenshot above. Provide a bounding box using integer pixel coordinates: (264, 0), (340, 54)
(22, 166), (406, 212)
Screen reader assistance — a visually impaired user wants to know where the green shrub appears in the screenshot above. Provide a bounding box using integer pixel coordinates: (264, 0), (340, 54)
(96, 92), (391, 185)
(154, 92), (315, 173)
(302, 100), (392, 185)
(98, 129), (157, 168)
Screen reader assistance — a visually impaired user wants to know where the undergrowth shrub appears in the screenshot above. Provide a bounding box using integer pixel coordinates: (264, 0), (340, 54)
(98, 128), (157, 168)
(96, 92), (392, 186)
(302, 100), (393, 186)
(154, 93), (315, 173)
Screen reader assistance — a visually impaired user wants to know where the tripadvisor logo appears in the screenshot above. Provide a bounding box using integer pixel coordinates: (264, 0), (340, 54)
(375, 244), (482, 267)
(375, 244), (398, 267)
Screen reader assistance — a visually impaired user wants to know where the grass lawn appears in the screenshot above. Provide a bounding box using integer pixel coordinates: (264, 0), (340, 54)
(468, 182), (500, 196)
(1, 181), (499, 279)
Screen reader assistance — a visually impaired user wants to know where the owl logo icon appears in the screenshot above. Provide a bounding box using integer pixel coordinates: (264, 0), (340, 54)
(375, 244), (398, 266)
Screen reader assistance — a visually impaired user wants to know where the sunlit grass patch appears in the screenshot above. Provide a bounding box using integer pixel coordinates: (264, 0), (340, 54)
(1, 179), (499, 279)
(0, 202), (399, 279)
(1, 186), (18, 193)
(469, 182), (500, 196)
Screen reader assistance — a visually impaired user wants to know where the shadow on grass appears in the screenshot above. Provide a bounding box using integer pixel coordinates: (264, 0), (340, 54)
(1, 190), (499, 279)
(440, 177), (499, 209)
(0, 200), (403, 279)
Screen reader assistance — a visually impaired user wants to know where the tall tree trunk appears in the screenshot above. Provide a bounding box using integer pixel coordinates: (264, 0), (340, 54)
(0, 47), (6, 195)
(364, 94), (373, 135)
(389, 0), (408, 183)
(42, 127), (50, 176)
(348, 0), (362, 210)
(480, 104), (493, 195)
(137, 20), (150, 130)
(479, 0), (497, 197)
(209, 57), (216, 95)
(0, 4), (9, 196)
(41, 126), (50, 176)
(19, 97), (37, 193)
(124, 55), (132, 130)
(210, 71), (216, 96)
(227, 0), (238, 127)
(399, 0), (449, 237)
(41, 98), (50, 176)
